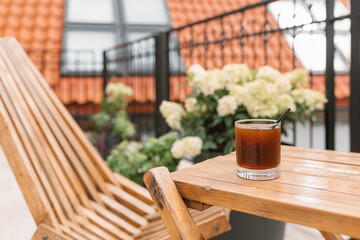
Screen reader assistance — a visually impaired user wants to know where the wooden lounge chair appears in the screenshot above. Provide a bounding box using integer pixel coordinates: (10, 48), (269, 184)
(0, 38), (230, 240)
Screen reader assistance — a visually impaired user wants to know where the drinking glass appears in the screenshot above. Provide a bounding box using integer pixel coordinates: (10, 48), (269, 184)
(235, 119), (281, 180)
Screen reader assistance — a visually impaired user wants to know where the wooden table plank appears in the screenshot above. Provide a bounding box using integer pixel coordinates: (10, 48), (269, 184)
(195, 155), (360, 196)
(229, 146), (360, 166)
(171, 146), (360, 238)
(176, 164), (360, 207)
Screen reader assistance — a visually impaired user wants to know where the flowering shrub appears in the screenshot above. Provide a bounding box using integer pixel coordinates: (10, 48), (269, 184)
(93, 81), (135, 139)
(160, 64), (327, 154)
(92, 81), (135, 156)
(107, 132), (202, 185)
(171, 136), (203, 159)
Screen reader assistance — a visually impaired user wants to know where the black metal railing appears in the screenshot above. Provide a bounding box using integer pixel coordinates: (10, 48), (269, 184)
(103, 0), (355, 150)
(104, 35), (158, 139)
(26, 48), (103, 124)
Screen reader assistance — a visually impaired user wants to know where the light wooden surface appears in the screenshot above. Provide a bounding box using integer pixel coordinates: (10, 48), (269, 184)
(144, 167), (205, 240)
(32, 224), (72, 240)
(171, 145), (360, 239)
(0, 38), (230, 240)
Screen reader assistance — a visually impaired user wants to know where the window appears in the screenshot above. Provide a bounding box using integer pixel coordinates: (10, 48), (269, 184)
(67, 0), (114, 23)
(268, 0), (350, 73)
(123, 0), (169, 25)
(63, 0), (171, 74)
(64, 31), (116, 72)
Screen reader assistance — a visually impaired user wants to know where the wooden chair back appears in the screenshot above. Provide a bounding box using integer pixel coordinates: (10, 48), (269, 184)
(0, 38), (230, 240)
(0, 38), (155, 239)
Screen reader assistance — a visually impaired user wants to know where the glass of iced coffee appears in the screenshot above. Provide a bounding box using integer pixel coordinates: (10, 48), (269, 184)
(235, 119), (281, 180)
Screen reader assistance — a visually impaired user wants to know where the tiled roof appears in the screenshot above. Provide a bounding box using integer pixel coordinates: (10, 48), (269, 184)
(0, 0), (350, 110)
(0, 0), (64, 50)
(0, 0), (65, 105)
(167, 0), (350, 105)
(311, 74), (350, 106)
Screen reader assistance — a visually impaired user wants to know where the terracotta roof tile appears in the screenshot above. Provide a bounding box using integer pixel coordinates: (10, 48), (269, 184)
(0, 0), (66, 109)
(166, 0), (348, 107)
(310, 74), (349, 106)
(0, 0), (350, 113)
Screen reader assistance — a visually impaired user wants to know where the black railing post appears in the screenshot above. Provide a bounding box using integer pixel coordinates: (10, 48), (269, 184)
(350, 0), (360, 152)
(102, 50), (108, 91)
(155, 32), (170, 137)
(325, 0), (335, 150)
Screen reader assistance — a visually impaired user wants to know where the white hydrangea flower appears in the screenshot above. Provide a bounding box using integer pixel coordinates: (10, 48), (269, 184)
(243, 79), (277, 105)
(217, 95), (238, 117)
(184, 97), (197, 112)
(170, 140), (185, 159)
(188, 64), (206, 85)
(171, 136), (203, 159)
(283, 68), (308, 88)
(159, 100), (185, 131)
(242, 79), (279, 118)
(184, 97), (207, 113)
(222, 64), (252, 85)
(246, 100), (279, 118)
(228, 84), (245, 105)
(167, 115), (184, 131)
(183, 137), (203, 157)
(291, 89), (327, 111)
(197, 69), (226, 96)
(276, 93), (296, 113)
(275, 76), (292, 93)
(105, 82), (133, 101)
(256, 65), (282, 82)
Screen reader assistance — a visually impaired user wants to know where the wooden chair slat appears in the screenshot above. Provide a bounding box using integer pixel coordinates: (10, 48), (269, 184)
(2, 40), (114, 200)
(144, 212), (161, 221)
(0, 48), (80, 225)
(90, 201), (141, 236)
(2, 51), (103, 208)
(32, 224), (72, 240)
(107, 183), (156, 216)
(113, 173), (153, 205)
(135, 222), (166, 238)
(81, 207), (134, 240)
(0, 43), (91, 217)
(99, 193), (148, 227)
(66, 222), (103, 240)
(0, 101), (59, 230)
(76, 216), (119, 240)
(59, 226), (89, 240)
(8, 38), (121, 188)
(319, 231), (344, 240)
(0, 80), (70, 226)
(136, 229), (170, 240)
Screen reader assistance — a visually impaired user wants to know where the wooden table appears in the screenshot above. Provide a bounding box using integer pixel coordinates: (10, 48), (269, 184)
(168, 146), (360, 239)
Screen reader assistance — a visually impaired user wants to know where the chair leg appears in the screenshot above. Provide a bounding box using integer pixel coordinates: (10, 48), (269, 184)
(32, 224), (71, 240)
(144, 167), (205, 240)
(319, 230), (344, 240)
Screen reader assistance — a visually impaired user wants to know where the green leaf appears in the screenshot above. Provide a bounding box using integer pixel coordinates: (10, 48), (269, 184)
(105, 131), (180, 186)
(224, 117), (234, 128)
(202, 140), (218, 150)
(235, 113), (250, 120)
(226, 127), (235, 136)
(209, 115), (222, 128)
(216, 135), (226, 144)
(195, 126), (206, 140)
(224, 140), (235, 154)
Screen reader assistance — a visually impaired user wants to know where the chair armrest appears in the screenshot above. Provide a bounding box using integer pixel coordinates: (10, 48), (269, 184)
(113, 172), (153, 205)
(32, 224), (72, 240)
(144, 167), (205, 240)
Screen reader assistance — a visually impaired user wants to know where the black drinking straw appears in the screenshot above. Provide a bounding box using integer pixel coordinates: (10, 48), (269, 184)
(272, 108), (291, 128)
